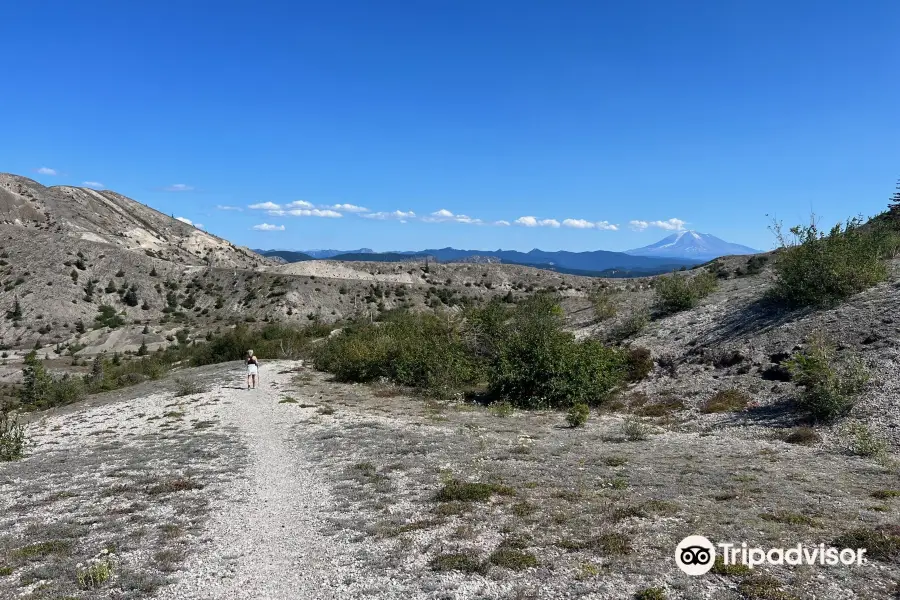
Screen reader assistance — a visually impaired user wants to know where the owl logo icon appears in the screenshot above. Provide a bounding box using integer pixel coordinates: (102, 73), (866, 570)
(675, 535), (716, 575)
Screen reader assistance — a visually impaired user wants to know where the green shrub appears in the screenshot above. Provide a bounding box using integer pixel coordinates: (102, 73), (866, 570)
(566, 402), (590, 428)
(846, 422), (887, 458)
(785, 333), (868, 423)
(94, 305), (125, 329)
(589, 287), (618, 321)
(654, 272), (717, 314)
(769, 218), (898, 308)
(622, 417), (650, 441)
(19, 351), (85, 409)
(0, 410), (26, 461)
(479, 295), (627, 409)
(173, 378), (204, 397)
(611, 310), (649, 341)
(624, 346), (653, 382)
(314, 312), (478, 395)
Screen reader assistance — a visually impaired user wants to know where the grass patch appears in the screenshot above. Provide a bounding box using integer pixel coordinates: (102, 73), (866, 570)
(10, 540), (72, 561)
(737, 574), (798, 600)
(604, 456), (627, 467)
(701, 389), (750, 413)
(435, 479), (515, 502)
(279, 396), (299, 404)
(559, 532), (632, 555)
(146, 477), (203, 495)
(781, 427), (821, 445)
(634, 588), (667, 600)
(635, 397), (683, 417)
(428, 552), (487, 574)
(710, 556), (752, 576)
(173, 378), (204, 397)
(488, 547), (538, 571)
(832, 527), (900, 561)
(871, 490), (900, 500)
(759, 511), (817, 527)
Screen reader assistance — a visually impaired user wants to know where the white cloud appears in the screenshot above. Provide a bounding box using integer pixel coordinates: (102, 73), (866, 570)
(630, 218), (686, 231)
(494, 220), (511, 226)
(82, 181), (104, 188)
(422, 209), (483, 225)
(195, 223), (205, 230)
(286, 200), (315, 209)
(362, 210), (417, 221)
(326, 203), (369, 213)
(515, 216), (559, 228)
(252, 223), (285, 231)
(163, 183), (194, 192)
(175, 216), (193, 225)
(249, 201), (281, 210)
(653, 218), (687, 231)
(562, 218), (594, 229)
(216, 205), (243, 211)
(286, 208), (342, 218)
(36, 167), (57, 176)
(561, 218), (619, 231)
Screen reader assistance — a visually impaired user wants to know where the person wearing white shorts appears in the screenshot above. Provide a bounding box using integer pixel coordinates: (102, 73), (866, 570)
(246, 349), (259, 389)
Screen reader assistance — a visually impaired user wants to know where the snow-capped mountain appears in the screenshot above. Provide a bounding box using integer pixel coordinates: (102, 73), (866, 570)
(625, 231), (760, 260)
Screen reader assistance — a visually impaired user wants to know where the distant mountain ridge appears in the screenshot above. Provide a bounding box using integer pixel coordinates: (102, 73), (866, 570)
(626, 231), (759, 260)
(257, 245), (702, 277)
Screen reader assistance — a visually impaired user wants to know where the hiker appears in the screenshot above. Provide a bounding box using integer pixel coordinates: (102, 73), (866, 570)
(246, 350), (259, 389)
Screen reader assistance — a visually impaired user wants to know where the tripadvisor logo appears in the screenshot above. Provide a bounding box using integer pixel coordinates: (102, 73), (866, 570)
(675, 535), (869, 576)
(675, 535), (716, 575)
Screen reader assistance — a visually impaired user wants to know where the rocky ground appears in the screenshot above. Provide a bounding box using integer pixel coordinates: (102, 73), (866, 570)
(2, 360), (898, 599)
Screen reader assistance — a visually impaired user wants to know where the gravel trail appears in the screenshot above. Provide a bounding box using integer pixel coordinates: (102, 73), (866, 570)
(165, 362), (351, 600)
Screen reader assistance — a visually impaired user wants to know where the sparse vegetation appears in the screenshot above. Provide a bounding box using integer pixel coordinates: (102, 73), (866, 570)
(654, 271), (717, 314)
(0, 410), (26, 461)
(173, 378), (204, 397)
(634, 588), (667, 600)
(435, 479), (515, 502)
(622, 417), (650, 441)
(589, 287), (618, 321)
(769, 217), (899, 307)
(832, 527), (900, 562)
(701, 389), (751, 413)
(429, 552), (487, 574)
(488, 547), (538, 570)
(782, 427), (821, 446)
(845, 422), (887, 458)
(785, 333), (868, 422)
(566, 402), (589, 428)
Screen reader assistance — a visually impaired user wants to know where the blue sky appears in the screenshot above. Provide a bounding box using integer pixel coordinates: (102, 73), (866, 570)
(1, 1), (898, 253)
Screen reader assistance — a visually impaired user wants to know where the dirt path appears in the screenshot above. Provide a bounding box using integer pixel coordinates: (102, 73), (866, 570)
(164, 362), (352, 600)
